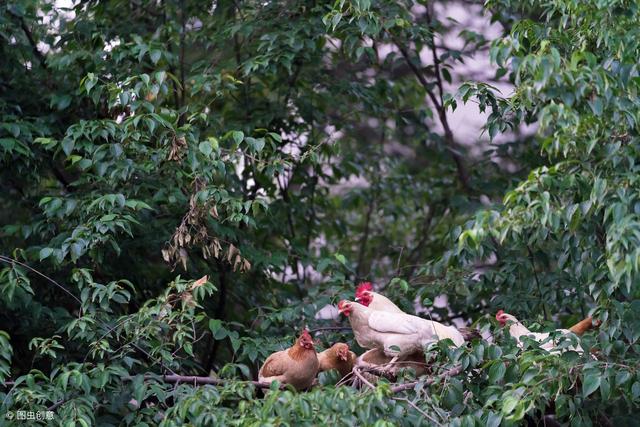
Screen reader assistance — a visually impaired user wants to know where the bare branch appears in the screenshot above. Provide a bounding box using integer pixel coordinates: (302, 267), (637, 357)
(140, 374), (284, 390)
(393, 396), (443, 426)
(309, 326), (352, 334)
(352, 367), (376, 390)
(8, 11), (47, 69)
(391, 14), (473, 194)
(356, 195), (375, 279)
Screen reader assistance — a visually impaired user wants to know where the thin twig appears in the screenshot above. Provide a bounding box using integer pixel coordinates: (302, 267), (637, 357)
(526, 245), (549, 321)
(356, 195), (375, 279)
(178, 0), (186, 118)
(395, 246), (404, 278)
(138, 374), (284, 390)
(0, 255), (82, 306)
(19, 373), (285, 413)
(7, 11), (47, 69)
(0, 255), (177, 375)
(393, 396), (443, 426)
(47, 399), (66, 411)
(309, 326), (351, 334)
(352, 367), (376, 390)
(335, 371), (355, 387)
(83, 316), (134, 363)
(390, 364), (463, 393)
(390, 15), (473, 194)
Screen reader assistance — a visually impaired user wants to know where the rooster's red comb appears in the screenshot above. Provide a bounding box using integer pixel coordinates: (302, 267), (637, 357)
(300, 329), (312, 339)
(495, 309), (504, 319)
(355, 282), (373, 296)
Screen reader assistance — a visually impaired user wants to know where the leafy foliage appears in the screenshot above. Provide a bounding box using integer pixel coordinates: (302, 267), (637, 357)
(0, 0), (638, 425)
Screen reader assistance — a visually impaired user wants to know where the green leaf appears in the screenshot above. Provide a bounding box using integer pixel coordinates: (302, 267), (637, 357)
(0, 138), (16, 151)
(55, 95), (72, 110)
(600, 376), (611, 400)
(488, 361), (505, 384)
(487, 345), (502, 360)
(501, 395), (518, 415)
(442, 68), (452, 84)
(150, 50), (162, 64)
(232, 131), (244, 145)
(633, 382), (640, 400)
(582, 370), (601, 397)
(615, 370), (631, 385)
(486, 412), (502, 427)
(268, 132), (282, 142)
(207, 137), (219, 150)
(331, 12), (342, 30)
(39, 247), (54, 260)
(199, 141), (213, 157)
(62, 139), (75, 156)
(588, 97), (603, 116)
(84, 73), (97, 93)
(245, 137), (265, 153)
(230, 337), (242, 353)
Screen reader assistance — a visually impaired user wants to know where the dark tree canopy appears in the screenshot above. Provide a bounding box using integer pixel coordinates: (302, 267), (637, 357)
(1, 0), (639, 425)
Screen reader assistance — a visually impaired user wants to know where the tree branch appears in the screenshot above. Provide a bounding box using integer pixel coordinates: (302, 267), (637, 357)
(526, 245), (549, 321)
(49, 161), (73, 192)
(391, 20), (472, 193)
(352, 367), (376, 390)
(136, 374), (284, 390)
(204, 261), (228, 373)
(178, 0), (186, 125)
(308, 326), (351, 334)
(389, 364), (463, 393)
(356, 195), (375, 279)
(9, 11), (47, 69)
(0, 256), (177, 375)
(303, 173), (318, 284)
(393, 396), (443, 426)
(405, 206), (437, 278)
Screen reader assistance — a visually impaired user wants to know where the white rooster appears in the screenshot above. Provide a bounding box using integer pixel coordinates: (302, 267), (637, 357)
(338, 300), (464, 361)
(354, 282), (482, 341)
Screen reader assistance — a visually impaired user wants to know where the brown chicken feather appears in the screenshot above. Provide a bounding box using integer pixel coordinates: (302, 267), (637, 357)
(258, 330), (319, 390)
(568, 316), (601, 336)
(317, 343), (356, 378)
(356, 348), (429, 377)
(459, 327), (482, 342)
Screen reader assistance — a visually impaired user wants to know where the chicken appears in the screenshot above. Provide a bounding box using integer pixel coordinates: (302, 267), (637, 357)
(354, 282), (481, 342)
(355, 348), (429, 378)
(338, 300), (464, 360)
(317, 343), (356, 378)
(258, 329), (319, 390)
(355, 282), (403, 313)
(568, 316), (601, 335)
(495, 310), (598, 353)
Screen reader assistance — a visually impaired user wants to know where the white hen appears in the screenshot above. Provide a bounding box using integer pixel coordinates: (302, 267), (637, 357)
(495, 310), (582, 353)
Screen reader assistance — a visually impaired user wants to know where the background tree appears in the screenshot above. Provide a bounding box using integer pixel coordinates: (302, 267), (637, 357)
(0, 0), (638, 425)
